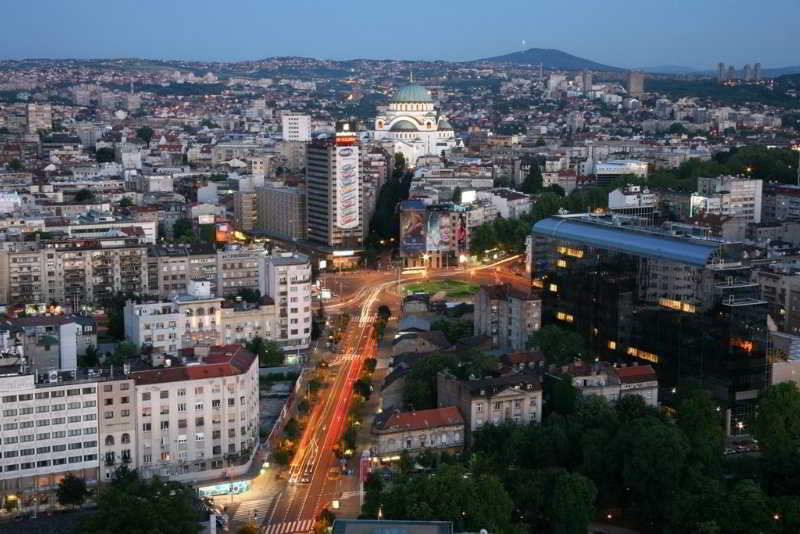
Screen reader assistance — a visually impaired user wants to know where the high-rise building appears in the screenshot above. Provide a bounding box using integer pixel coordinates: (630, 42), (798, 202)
(473, 284), (541, 350)
(627, 72), (645, 97)
(754, 62), (762, 81)
(305, 123), (363, 253)
(281, 113), (312, 142)
(743, 64), (753, 81)
(259, 252), (312, 354)
(581, 70), (593, 94)
(717, 63), (726, 82)
(531, 214), (769, 434)
(26, 103), (52, 134)
(255, 183), (306, 241)
(692, 175), (763, 224)
(727, 65), (736, 80)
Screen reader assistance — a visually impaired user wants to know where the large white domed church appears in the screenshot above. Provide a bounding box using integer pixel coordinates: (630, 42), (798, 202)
(373, 80), (459, 167)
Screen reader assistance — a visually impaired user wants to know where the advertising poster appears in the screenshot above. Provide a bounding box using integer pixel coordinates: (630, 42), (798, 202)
(456, 214), (467, 252)
(425, 211), (451, 252)
(400, 205), (425, 253)
(336, 146), (359, 229)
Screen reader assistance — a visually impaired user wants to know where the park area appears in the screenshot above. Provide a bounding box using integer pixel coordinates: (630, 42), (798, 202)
(404, 279), (479, 298)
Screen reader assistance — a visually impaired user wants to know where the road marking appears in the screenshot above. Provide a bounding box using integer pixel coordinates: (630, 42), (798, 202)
(265, 519), (314, 534)
(267, 492), (282, 525)
(231, 498), (270, 523)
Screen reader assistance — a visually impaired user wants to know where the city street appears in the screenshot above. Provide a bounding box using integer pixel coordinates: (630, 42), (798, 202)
(227, 256), (527, 532)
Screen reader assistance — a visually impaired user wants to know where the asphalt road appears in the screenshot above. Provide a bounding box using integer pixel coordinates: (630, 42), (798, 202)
(230, 257), (528, 533)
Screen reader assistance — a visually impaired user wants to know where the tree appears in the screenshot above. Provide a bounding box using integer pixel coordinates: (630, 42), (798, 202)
(521, 160), (543, 194)
(532, 192), (566, 220)
(394, 153), (406, 176)
(75, 188), (96, 203)
(236, 288), (261, 303)
(118, 197), (133, 208)
(96, 147), (115, 163)
(676, 389), (725, 474)
(549, 472), (598, 534)
(527, 325), (586, 366)
(720, 480), (773, 534)
(535, 136), (546, 147)
(7, 159), (23, 171)
(79, 345), (100, 368)
(668, 122), (688, 135)
(309, 377), (322, 395)
(172, 218), (194, 241)
(246, 337), (284, 367)
(136, 126), (154, 146)
(452, 186), (462, 204)
(107, 341), (138, 368)
(353, 378), (373, 400)
(377, 304), (391, 322)
(753, 382), (800, 459)
(57, 472), (88, 509)
(82, 467), (201, 534)
(469, 223), (497, 258)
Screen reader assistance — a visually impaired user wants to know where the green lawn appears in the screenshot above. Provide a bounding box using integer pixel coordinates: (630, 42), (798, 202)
(405, 279), (480, 298)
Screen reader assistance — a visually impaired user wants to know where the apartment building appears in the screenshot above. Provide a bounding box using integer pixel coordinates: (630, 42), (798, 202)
(130, 345), (260, 483)
(259, 253), (312, 351)
(437, 371), (542, 441)
(560, 362), (659, 407)
(691, 175), (763, 224)
(255, 183), (306, 241)
(8, 315), (97, 372)
(216, 248), (263, 298)
(26, 103), (52, 133)
(0, 236), (148, 309)
(281, 113), (312, 142)
(97, 378), (136, 481)
(0, 369), (103, 512)
(125, 281), (276, 360)
(146, 243), (218, 298)
(233, 191), (258, 232)
(473, 284), (541, 351)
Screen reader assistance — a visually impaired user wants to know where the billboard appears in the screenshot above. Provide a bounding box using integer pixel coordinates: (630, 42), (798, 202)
(456, 214), (467, 252)
(425, 211), (450, 252)
(400, 207), (425, 253)
(336, 146), (360, 229)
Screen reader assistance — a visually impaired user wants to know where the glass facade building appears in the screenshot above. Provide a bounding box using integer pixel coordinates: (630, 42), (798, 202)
(531, 214), (768, 434)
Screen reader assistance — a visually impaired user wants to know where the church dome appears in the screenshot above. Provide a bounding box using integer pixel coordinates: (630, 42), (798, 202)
(390, 120), (419, 132)
(391, 84), (433, 103)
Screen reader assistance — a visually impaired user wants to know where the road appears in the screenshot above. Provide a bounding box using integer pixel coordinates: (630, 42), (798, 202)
(236, 256), (527, 533)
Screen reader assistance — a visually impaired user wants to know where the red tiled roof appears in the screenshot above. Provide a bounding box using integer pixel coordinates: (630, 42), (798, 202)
(382, 406), (463, 433)
(615, 365), (657, 383)
(131, 344), (255, 386)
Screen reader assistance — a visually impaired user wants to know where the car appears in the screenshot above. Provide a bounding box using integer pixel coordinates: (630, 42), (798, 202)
(328, 467), (341, 480)
(301, 471), (312, 483)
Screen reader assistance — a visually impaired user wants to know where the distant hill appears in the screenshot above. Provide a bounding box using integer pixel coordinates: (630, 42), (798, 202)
(636, 65), (699, 74)
(764, 66), (800, 77)
(476, 48), (622, 71)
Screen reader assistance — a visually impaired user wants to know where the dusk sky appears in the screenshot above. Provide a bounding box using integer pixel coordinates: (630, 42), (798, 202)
(3, 0), (798, 68)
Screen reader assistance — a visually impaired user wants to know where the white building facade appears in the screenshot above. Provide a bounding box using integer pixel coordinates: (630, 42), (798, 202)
(259, 253), (312, 352)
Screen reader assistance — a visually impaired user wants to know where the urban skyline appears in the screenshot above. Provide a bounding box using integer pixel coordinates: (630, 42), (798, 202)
(3, 0), (800, 68)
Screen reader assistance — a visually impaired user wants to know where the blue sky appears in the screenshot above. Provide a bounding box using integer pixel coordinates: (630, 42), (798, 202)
(3, 0), (798, 68)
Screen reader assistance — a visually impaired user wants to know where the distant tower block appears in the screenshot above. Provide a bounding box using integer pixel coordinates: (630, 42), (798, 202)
(627, 71), (645, 97)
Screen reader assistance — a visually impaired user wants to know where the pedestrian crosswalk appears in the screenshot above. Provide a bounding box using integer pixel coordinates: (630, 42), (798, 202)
(263, 519), (315, 534)
(232, 498), (270, 523)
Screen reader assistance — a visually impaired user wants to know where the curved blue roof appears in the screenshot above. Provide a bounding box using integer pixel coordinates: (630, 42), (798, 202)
(390, 119), (419, 132)
(392, 84), (433, 103)
(532, 217), (719, 267)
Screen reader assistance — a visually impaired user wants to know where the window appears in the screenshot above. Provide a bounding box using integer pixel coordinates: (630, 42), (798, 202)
(160, 421), (169, 430)
(83, 400), (96, 408)
(121, 409), (130, 418)
(83, 414), (96, 421)
(104, 398), (113, 406)
(51, 404), (65, 411)
(36, 405), (49, 413)
(103, 385), (113, 393)
(142, 392), (151, 401)
(36, 446), (51, 454)
(82, 387), (95, 395)
(160, 391), (169, 399)
(178, 389), (186, 397)
(178, 403), (186, 412)
(36, 433), (51, 440)
(142, 423), (152, 432)
(195, 417), (204, 427)
(104, 411), (114, 419)
(121, 396), (129, 404)
(68, 402), (81, 410)
(195, 432), (204, 441)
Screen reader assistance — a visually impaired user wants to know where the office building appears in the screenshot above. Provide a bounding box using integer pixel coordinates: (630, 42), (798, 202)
(581, 70), (593, 94)
(26, 104), (52, 134)
(627, 71), (645, 97)
(215, 248), (263, 298)
(743, 64), (753, 81)
(281, 113), (312, 142)
(608, 185), (657, 217)
(130, 344), (260, 483)
(306, 123), (364, 255)
(754, 62), (762, 81)
(531, 214), (768, 434)
(593, 160), (648, 187)
(255, 184), (306, 241)
(717, 62), (726, 82)
(145, 244), (218, 298)
(259, 253), (312, 353)
(473, 284), (541, 351)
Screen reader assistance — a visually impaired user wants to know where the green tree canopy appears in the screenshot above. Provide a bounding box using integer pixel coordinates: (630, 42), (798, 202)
(96, 146), (115, 163)
(136, 126), (155, 146)
(57, 472), (89, 509)
(527, 325), (587, 366)
(82, 467), (201, 534)
(75, 188), (97, 203)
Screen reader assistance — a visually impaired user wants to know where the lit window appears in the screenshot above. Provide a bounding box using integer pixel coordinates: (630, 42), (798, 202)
(557, 259), (567, 268)
(549, 283), (558, 292)
(608, 341), (616, 350)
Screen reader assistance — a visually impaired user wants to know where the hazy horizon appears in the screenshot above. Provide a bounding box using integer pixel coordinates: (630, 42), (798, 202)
(3, 0), (798, 69)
